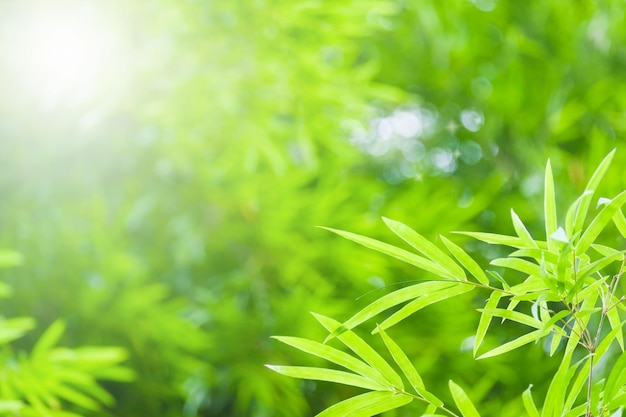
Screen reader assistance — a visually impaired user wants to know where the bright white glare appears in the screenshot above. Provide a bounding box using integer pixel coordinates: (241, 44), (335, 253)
(2, 6), (124, 109)
(460, 109), (485, 132)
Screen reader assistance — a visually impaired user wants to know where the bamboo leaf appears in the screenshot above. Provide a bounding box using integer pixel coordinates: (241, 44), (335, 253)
(329, 281), (459, 340)
(271, 336), (390, 388)
(474, 292), (503, 357)
(477, 308), (542, 329)
(605, 351), (626, 400)
(313, 314), (403, 389)
(383, 218), (466, 278)
(572, 149), (616, 236)
(613, 209), (626, 237)
(321, 227), (454, 278)
(510, 248), (559, 265)
(32, 320), (66, 360)
(376, 326), (442, 406)
(544, 160), (558, 252)
(265, 366), (386, 390)
(522, 385), (540, 417)
(477, 330), (542, 359)
(454, 232), (528, 249)
(511, 209), (539, 248)
(376, 284), (474, 332)
(449, 380), (481, 417)
(607, 303), (624, 350)
(316, 391), (412, 417)
(491, 258), (541, 277)
(576, 190), (626, 253)
(440, 236), (489, 285)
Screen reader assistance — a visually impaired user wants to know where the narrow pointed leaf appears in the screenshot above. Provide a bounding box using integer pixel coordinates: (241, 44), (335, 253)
(511, 209), (538, 248)
(522, 385), (540, 417)
(607, 304), (624, 350)
(316, 391), (412, 417)
(376, 284), (474, 332)
(377, 326), (425, 393)
(383, 218), (465, 278)
(265, 365), (386, 390)
(477, 308), (542, 329)
(477, 330), (542, 359)
(271, 336), (390, 388)
(440, 236), (489, 285)
(544, 160), (558, 252)
(510, 248), (559, 264)
(320, 227), (453, 278)
(313, 313), (403, 389)
(491, 258), (541, 277)
(454, 232), (528, 248)
(449, 380), (481, 417)
(576, 190), (626, 253)
(572, 149), (616, 235)
(474, 292), (503, 356)
(32, 320), (66, 360)
(613, 209), (626, 237)
(332, 281), (458, 339)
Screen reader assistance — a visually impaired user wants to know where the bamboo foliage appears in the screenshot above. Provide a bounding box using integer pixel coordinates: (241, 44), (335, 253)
(269, 151), (626, 417)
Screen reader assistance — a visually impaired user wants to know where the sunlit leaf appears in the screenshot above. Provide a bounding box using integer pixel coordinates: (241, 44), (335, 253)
(320, 227), (454, 278)
(474, 292), (503, 357)
(576, 190), (626, 253)
(271, 336), (390, 388)
(376, 284), (474, 332)
(448, 380), (481, 417)
(477, 330), (542, 359)
(330, 281), (459, 340)
(32, 320), (66, 360)
(313, 313), (403, 389)
(440, 236), (489, 285)
(522, 385), (540, 417)
(544, 160), (558, 252)
(265, 365), (386, 390)
(316, 391), (412, 417)
(477, 308), (542, 329)
(511, 209), (538, 248)
(491, 258), (541, 277)
(571, 149), (616, 237)
(454, 232), (528, 249)
(377, 326), (432, 399)
(383, 217), (465, 278)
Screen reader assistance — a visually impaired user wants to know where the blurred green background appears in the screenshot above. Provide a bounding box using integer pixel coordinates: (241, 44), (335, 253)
(0, 0), (625, 416)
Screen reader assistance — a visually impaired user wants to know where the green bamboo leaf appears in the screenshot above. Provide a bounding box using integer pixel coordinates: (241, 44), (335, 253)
(543, 350), (575, 417)
(491, 258), (541, 277)
(565, 191), (593, 239)
(549, 332), (562, 356)
(522, 385), (540, 417)
(572, 149), (616, 236)
(316, 391), (412, 417)
(576, 190), (626, 254)
(510, 248), (559, 265)
(383, 218), (466, 279)
(544, 160), (558, 252)
(271, 336), (390, 388)
(440, 236), (489, 285)
(510, 209), (539, 248)
(607, 302), (624, 350)
(539, 310), (570, 337)
(313, 313), (403, 389)
(376, 284), (474, 332)
(377, 326), (428, 396)
(477, 330), (542, 360)
(487, 270), (511, 290)
(613, 209), (626, 237)
(330, 281), (458, 340)
(454, 232), (528, 249)
(604, 351), (626, 400)
(320, 227), (454, 278)
(477, 308), (542, 329)
(265, 365), (386, 390)
(474, 292), (503, 357)
(449, 380), (481, 417)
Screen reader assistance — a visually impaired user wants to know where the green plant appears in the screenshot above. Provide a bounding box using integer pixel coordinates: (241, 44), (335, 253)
(0, 250), (133, 417)
(268, 150), (626, 417)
